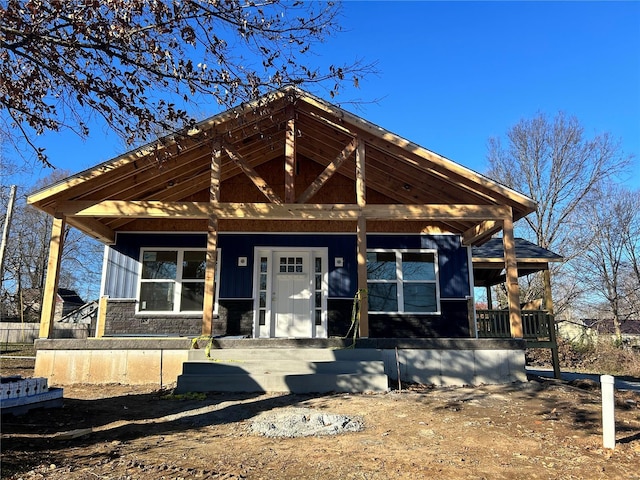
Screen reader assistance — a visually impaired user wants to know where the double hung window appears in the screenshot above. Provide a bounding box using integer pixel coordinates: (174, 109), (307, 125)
(138, 249), (218, 313)
(366, 250), (439, 314)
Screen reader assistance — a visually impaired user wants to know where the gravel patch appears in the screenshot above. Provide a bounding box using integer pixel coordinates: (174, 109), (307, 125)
(249, 407), (364, 438)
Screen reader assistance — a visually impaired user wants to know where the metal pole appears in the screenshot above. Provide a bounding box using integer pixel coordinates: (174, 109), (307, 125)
(0, 185), (17, 292)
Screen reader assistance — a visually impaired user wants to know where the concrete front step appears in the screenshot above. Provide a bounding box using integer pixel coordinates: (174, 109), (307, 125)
(187, 347), (384, 362)
(176, 348), (389, 394)
(181, 360), (385, 375)
(175, 373), (389, 394)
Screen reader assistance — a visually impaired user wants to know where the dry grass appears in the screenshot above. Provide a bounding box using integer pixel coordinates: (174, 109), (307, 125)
(528, 337), (640, 378)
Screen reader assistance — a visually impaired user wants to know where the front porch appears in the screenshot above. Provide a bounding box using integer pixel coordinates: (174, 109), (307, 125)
(34, 337), (527, 391)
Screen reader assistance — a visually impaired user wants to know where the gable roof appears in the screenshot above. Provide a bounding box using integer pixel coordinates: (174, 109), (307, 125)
(28, 86), (535, 243)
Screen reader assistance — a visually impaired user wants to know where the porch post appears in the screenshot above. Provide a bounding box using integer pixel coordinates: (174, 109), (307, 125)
(543, 270), (554, 314)
(355, 138), (369, 337)
(502, 209), (522, 338)
(486, 285), (493, 310)
(285, 104), (296, 203)
(39, 216), (65, 339)
(202, 146), (222, 336)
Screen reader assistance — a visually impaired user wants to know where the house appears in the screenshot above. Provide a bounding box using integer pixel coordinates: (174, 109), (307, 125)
(560, 318), (640, 348)
(27, 87), (541, 389)
(18, 288), (85, 322)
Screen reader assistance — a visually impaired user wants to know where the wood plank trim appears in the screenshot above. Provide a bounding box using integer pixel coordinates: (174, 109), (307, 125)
(221, 142), (283, 205)
(297, 98), (537, 212)
(357, 216), (368, 338)
(27, 91), (292, 207)
(285, 106), (296, 203)
(57, 201), (512, 221)
(65, 217), (115, 244)
(39, 216), (65, 339)
(202, 147), (222, 336)
(296, 137), (358, 204)
(95, 295), (109, 338)
(356, 138), (368, 337)
(463, 220), (501, 245)
(502, 210), (523, 338)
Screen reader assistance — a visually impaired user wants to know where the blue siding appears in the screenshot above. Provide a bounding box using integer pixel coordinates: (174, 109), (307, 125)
(367, 234), (470, 298)
(217, 234), (355, 298)
(105, 232), (470, 301)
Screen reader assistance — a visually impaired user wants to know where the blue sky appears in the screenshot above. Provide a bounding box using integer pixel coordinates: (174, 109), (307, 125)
(14, 1), (640, 189)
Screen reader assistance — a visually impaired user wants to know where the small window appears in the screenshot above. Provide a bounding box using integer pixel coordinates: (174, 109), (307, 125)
(138, 249), (219, 314)
(279, 256), (304, 273)
(367, 250), (439, 314)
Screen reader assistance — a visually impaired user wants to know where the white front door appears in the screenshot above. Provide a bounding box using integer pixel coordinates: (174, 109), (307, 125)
(253, 248), (327, 338)
(274, 252), (312, 337)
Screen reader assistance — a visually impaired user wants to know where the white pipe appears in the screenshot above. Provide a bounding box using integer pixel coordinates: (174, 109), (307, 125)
(601, 374), (615, 449)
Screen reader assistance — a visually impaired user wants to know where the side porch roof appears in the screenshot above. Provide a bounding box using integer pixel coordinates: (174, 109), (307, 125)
(472, 238), (563, 287)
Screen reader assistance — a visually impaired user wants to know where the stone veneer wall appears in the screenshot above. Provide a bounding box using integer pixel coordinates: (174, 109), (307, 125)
(103, 299), (255, 337)
(104, 300), (201, 336)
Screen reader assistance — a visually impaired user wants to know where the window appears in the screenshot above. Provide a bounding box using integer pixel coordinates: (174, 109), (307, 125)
(138, 249), (219, 314)
(366, 250), (439, 314)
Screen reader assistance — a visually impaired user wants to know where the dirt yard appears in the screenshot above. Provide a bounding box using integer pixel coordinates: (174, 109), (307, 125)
(2, 352), (640, 480)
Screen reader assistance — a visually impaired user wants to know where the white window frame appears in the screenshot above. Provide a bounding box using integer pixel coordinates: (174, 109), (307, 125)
(136, 247), (220, 315)
(366, 248), (440, 315)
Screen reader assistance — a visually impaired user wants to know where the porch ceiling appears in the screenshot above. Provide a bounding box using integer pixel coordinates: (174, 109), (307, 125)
(28, 87), (536, 243)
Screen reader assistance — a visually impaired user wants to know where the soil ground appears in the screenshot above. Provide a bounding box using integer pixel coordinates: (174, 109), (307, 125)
(2, 348), (640, 480)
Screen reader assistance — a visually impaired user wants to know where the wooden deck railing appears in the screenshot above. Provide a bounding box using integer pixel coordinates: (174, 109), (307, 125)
(476, 309), (561, 379)
(475, 310), (555, 340)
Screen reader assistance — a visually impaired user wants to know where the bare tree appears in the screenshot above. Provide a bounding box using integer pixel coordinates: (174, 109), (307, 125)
(575, 185), (640, 343)
(486, 112), (632, 316)
(1, 172), (103, 321)
(0, 0), (374, 166)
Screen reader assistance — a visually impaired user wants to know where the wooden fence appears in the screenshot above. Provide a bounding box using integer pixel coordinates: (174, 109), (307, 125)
(0, 323), (93, 344)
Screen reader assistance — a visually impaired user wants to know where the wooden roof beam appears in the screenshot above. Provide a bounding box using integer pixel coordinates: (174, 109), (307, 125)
(65, 217), (115, 244)
(57, 201), (511, 222)
(285, 105), (296, 203)
(296, 137), (358, 204)
(463, 220), (501, 246)
(297, 97), (536, 214)
(222, 142), (283, 205)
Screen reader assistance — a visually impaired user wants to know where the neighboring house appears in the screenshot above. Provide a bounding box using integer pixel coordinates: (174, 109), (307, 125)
(55, 288), (86, 320)
(21, 288), (85, 322)
(561, 318), (640, 347)
(27, 87), (542, 388)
